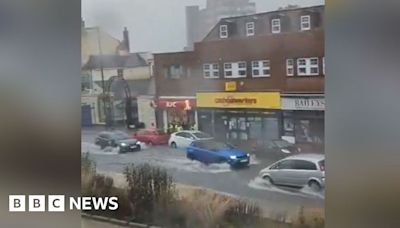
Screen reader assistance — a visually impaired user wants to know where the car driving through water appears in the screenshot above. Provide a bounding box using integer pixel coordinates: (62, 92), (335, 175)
(186, 139), (250, 168)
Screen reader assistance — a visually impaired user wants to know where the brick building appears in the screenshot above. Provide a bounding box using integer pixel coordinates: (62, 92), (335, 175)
(154, 5), (325, 151)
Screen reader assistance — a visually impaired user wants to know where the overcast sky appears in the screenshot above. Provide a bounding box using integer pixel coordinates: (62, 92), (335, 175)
(82, 0), (324, 53)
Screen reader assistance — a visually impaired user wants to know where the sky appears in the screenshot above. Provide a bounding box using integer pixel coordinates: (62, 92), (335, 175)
(82, 0), (324, 53)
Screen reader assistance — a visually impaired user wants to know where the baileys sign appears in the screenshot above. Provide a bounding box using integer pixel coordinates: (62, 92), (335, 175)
(282, 97), (325, 110)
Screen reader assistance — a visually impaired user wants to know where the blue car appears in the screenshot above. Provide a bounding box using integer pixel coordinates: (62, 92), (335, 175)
(186, 140), (250, 168)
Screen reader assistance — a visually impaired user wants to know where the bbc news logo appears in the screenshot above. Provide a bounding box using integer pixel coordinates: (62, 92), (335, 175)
(9, 195), (119, 212)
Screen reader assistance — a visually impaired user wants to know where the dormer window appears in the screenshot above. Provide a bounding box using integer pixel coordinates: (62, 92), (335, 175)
(300, 15), (311, 31)
(271, 19), (281, 33)
(220, 25), (228, 38)
(246, 22), (255, 36)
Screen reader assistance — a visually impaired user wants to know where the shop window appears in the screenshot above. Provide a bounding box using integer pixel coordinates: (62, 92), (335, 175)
(246, 22), (255, 36)
(297, 57), (319, 76)
(203, 63), (219, 78)
(252, 60), (270, 77)
(271, 19), (281, 33)
(224, 62), (247, 78)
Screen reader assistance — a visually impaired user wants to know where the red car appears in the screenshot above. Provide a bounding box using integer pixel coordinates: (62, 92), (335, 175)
(133, 129), (170, 145)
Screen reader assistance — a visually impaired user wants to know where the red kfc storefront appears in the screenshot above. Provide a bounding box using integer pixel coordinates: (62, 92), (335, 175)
(153, 97), (197, 132)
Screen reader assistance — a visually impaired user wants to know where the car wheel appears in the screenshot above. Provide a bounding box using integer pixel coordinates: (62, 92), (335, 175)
(262, 175), (274, 185)
(136, 145), (141, 151)
(170, 142), (177, 148)
(308, 181), (321, 192)
(118, 148), (125, 154)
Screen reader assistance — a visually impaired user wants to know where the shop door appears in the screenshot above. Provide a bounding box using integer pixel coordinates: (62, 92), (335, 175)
(228, 116), (248, 142)
(263, 117), (279, 141)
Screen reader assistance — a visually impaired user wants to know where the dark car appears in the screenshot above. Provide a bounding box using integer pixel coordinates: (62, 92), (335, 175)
(95, 131), (141, 153)
(264, 139), (301, 159)
(186, 140), (250, 168)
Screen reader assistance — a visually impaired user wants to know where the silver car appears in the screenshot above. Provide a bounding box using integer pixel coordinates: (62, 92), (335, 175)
(258, 154), (325, 191)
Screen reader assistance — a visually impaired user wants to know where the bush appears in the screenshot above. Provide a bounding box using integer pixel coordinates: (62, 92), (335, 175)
(123, 163), (177, 224)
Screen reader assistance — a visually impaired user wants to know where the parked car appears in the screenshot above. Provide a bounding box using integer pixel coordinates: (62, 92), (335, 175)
(258, 154), (325, 191)
(169, 130), (213, 149)
(133, 129), (170, 145)
(95, 131), (141, 153)
(264, 139), (301, 158)
(186, 139), (250, 168)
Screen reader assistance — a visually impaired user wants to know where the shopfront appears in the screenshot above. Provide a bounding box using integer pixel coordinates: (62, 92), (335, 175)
(281, 95), (325, 152)
(154, 97), (197, 132)
(196, 92), (281, 148)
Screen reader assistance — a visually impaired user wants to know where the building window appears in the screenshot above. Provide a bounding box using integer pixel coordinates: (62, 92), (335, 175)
(165, 64), (184, 79)
(271, 19), (281, 33)
(286, 59), (294, 76)
(246, 22), (255, 36)
(203, 63), (220, 78)
(300, 15), (311, 31)
(224, 62), (247, 78)
(220, 25), (228, 38)
(297, 58), (319, 76)
(252, 60), (270, 77)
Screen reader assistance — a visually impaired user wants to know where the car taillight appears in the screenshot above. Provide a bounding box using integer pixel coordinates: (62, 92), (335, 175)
(320, 165), (325, 171)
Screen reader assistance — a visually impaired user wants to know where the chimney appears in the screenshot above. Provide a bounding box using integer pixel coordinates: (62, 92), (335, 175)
(123, 27), (130, 52)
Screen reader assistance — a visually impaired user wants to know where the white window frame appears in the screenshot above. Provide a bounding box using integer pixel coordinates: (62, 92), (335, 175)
(220, 25), (228, 38)
(297, 57), (319, 76)
(246, 22), (255, 36)
(251, 60), (270, 77)
(271, 19), (281, 34)
(203, 63), (220, 78)
(300, 15), (311, 31)
(286, 59), (294, 76)
(224, 62), (247, 78)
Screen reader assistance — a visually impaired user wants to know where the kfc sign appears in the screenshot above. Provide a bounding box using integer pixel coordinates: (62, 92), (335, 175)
(156, 99), (196, 110)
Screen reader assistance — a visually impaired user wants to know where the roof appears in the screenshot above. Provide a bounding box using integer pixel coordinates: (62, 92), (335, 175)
(283, 153), (325, 162)
(83, 53), (148, 70)
(203, 5), (324, 40)
(219, 5), (324, 21)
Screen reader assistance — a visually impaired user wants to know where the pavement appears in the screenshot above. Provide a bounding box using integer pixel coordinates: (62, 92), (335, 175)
(82, 127), (324, 219)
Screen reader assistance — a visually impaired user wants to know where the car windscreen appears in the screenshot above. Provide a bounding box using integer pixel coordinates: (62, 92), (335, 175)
(273, 140), (293, 148)
(201, 141), (233, 151)
(193, 132), (211, 139)
(113, 132), (130, 140)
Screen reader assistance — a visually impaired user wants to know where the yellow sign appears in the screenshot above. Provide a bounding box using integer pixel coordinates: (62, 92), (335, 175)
(225, 81), (237, 91)
(196, 92), (281, 109)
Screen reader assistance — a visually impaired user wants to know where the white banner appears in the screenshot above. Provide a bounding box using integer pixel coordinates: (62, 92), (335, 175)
(281, 97), (325, 110)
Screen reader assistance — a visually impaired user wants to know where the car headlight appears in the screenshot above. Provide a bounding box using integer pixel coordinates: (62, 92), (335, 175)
(246, 153), (250, 157)
(120, 143), (127, 146)
(136, 141), (141, 145)
(281, 149), (291, 154)
(229, 155), (237, 159)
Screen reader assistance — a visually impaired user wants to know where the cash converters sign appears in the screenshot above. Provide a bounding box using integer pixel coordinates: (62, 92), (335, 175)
(196, 92), (280, 109)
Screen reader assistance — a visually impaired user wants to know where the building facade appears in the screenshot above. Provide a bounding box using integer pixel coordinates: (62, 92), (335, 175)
(185, 0), (256, 50)
(81, 25), (156, 128)
(156, 5), (325, 151)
